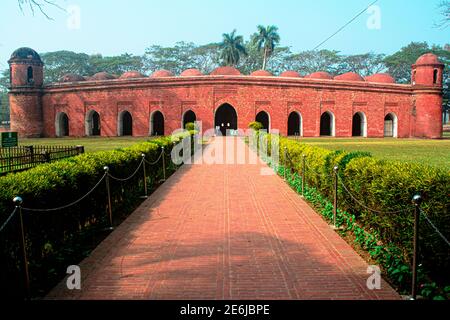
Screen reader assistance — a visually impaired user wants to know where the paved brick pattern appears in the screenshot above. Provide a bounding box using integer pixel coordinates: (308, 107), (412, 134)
(47, 137), (400, 300)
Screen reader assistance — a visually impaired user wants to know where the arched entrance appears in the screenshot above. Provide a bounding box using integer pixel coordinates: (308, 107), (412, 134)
(86, 110), (101, 136)
(384, 113), (398, 138)
(256, 111), (270, 131)
(320, 111), (334, 136)
(288, 112), (302, 136)
(352, 112), (367, 137)
(118, 111), (133, 136)
(56, 112), (69, 137)
(183, 110), (196, 129)
(215, 104), (238, 136)
(150, 111), (164, 136)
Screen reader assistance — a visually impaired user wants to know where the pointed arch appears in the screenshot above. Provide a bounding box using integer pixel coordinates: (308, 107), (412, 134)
(288, 111), (303, 136)
(320, 111), (335, 136)
(55, 112), (69, 137)
(150, 110), (165, 136)
(352, 112), (367, 137)
(182, 110), (196, 129)
(384, 113), (398, 138)
(215, 103), (238, 136)
(118, 110), (133, 136)
(85, 110), (101, 136)
(256, 111), (270, 132)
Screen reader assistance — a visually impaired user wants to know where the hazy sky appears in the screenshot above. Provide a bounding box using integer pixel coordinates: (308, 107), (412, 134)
(0, 0), (448, 69)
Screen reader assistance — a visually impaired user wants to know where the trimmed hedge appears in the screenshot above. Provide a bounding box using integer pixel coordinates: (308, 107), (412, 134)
(0, 131), (194, 298)
(265, 133), (450, 288)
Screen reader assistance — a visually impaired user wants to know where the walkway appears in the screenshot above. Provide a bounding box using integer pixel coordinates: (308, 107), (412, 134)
(47, 137), (399, 300)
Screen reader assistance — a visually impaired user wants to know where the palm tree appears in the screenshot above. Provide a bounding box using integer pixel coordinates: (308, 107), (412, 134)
(219, 30), (247, 66)
(253, 25), (281, 70)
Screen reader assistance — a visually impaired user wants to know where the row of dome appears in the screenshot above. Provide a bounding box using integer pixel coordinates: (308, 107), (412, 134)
(60, 67), (396, 84)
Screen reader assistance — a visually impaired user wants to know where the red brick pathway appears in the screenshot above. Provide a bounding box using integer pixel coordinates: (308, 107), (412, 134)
(47, 137), (399, 300)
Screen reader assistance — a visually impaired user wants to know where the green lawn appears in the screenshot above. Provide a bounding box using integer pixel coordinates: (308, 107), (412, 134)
(291, 136), (450, 169)
(18, 135), (450, 169)
(20, 137), (153, 153)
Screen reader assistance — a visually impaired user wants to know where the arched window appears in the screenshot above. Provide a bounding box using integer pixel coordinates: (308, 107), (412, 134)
(320, 111), (335, 136)
(256, 111), (270, 131)
(433, 69), (438, 84)
(85, 110), (101, 136)
(150, 111), (165, 136)
(55, 112), (70, 137)
(384, 113), (398, 138)
(27, 66), (34, 83)
(352, 112), (367, 137)
(182, 110), (196, 129)
(215, 104), (238, 136)
(118, 111), (133, 136)
(288, 112), (302, 136)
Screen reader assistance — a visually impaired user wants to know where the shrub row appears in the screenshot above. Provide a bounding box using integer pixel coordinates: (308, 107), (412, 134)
(261, 133), (450, 287)
(0, 131), (194, 298)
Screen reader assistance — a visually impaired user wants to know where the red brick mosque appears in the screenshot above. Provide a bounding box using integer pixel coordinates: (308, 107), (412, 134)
(7, 47), (445, 139)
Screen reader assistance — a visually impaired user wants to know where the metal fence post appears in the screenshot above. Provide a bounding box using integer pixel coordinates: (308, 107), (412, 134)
(141, 154), (148, 198)
(104, 166), (113, 230)
(302, 155), (306, 197)
(283, 147), (287, 181)
(162, 147), (166, 182)
(411, 193), (422, 300)
(333, 166), (339, 228)
(13, 196), (30, 300)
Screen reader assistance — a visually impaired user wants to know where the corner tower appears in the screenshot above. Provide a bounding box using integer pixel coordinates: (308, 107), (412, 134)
(8, 47), (44, 138)
(412, 53), (445, 138)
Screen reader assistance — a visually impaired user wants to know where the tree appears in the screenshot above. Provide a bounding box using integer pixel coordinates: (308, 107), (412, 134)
(219, 30), (247, 67)
(338, 53), (386, 77)
(252, 25), (280, 70)
(89, 53), (144, 76)
(287, 50), (342, 75)
(435, 0), (450, 29)
(17, 0), (63, 20)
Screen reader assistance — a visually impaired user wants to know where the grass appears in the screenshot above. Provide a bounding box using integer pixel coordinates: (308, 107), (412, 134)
(290, 136), (450, 169)
(17, 134), (450, 169)
(19, 136), (153, 153)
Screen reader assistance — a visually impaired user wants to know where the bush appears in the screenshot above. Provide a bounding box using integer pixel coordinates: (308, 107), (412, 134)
(270, 135), (450, 288)
(185, 122), (196, 131)
(249, 121), (263, 131)
(0, 131), (194, 298)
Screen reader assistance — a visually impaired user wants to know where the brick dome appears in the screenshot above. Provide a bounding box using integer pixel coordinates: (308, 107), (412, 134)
(91, 72), (117, 81)
(120, 71), (145, 79)
(210, 66), (241, 76)
(306, 72), (333, 80)
(60, 74), (86, 82)
(334, 72), (364, 82)
(415, 53), (441, 65)
(279, 71), (302, 78)
(365, 73), (395, 84)
(151, 70), (174, 78)
(250, 70), (273, 77)
(9, 47), (42, 63)
(180, 69), (204, 77)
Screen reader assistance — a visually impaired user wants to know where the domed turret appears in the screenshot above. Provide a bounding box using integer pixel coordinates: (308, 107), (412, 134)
(210, 66), (241, 76)
(120, 71), (145, 79)
(250, 70), (273, 77)
(364, 73), (395, 84)
(412, 53), (444, 86)
(60, 74), (86, 83)
(334, 72), (364, 82)
(151, 70), (174, 78)
(91, 72), (117, 81)
(180, 69), (204, 77)
(279, 71), (302, 78)
(306, 71), (333, 80)
(8, 48), (44, 137)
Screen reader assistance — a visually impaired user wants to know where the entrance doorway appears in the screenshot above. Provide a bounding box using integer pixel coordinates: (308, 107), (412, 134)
(215, 104), (238, 136)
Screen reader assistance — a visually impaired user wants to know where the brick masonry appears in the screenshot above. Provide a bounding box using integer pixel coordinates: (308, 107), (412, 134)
(7, 49), (445, 139)
(46, 138), (400, 300)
